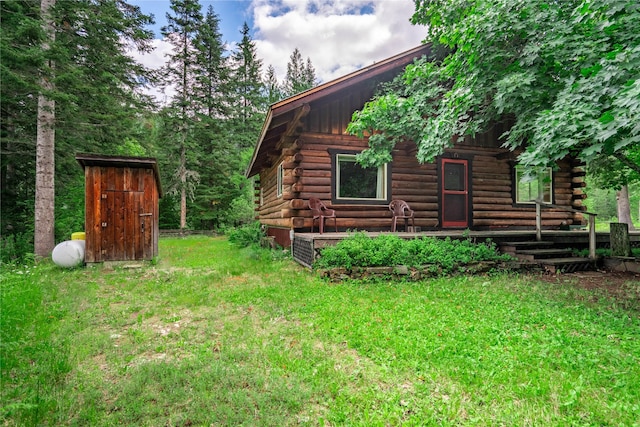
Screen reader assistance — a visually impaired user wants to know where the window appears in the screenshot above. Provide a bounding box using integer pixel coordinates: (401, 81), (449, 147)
(515, 166), (552, 203)
(334, 153), (388, 202)
(276, 163), (283, 198)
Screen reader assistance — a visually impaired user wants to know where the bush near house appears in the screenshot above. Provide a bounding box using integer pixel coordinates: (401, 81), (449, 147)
(314, 233), (512, 273)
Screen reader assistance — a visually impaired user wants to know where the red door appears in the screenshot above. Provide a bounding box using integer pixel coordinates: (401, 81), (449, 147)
(441, 158), (470, 228)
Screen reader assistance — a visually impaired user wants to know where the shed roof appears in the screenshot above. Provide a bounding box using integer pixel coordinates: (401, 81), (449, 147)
(246, 44), (433, 178)
(76, 153), (163, 197)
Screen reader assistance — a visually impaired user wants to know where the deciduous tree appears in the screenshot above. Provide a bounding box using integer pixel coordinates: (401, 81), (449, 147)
(348, 0), (640, 182)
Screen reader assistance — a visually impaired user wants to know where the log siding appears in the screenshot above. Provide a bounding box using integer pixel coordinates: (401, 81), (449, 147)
(248, 45), (586, 246)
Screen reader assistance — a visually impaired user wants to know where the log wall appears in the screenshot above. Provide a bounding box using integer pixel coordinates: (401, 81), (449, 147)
(256, 131), (584, 233)
(254, 84), (587, 236)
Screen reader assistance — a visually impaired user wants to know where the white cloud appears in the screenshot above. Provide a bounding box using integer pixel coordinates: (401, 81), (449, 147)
(251, 0), (425, 83)
(130, 38), (176, 102)
(128, 0), (426, 101)
(135, 38), (173, 71)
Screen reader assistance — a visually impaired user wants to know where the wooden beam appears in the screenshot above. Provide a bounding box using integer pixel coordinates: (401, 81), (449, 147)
(277, 104), (311, 150)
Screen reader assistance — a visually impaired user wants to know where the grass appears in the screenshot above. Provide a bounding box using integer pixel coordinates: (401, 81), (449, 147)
(2, 236), (639, 426)
(594, 220), (640, 232)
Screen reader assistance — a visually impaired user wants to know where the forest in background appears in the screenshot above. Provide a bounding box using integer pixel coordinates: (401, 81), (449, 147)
(1, 0), (638, 264)
(1, 0), (317, 262)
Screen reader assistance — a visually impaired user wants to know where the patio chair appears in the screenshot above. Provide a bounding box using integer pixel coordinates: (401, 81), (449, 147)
(389, 199), (414, 232)
(309, 198), (337, 234)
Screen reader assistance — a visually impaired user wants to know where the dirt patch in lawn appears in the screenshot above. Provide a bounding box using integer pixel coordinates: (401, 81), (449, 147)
(537, 270), (640, 313)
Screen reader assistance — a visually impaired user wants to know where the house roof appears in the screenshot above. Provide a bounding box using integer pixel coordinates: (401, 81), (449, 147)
(76, 153), (163, 197)
(245, 44), (433, 178)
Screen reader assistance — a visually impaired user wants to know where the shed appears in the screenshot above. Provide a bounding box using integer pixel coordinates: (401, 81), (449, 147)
(76, 153), (162, 263)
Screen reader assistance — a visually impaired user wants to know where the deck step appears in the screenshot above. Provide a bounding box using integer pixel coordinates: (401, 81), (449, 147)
(538, 257), (596, 274)
(499, 241), (555, 255)
(515, 248), (575, 261)
(500, 241), (555, 247)
(498, 240), (598, 273)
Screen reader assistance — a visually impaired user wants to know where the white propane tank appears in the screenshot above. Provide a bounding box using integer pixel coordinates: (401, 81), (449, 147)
(52, 240), (85, 268)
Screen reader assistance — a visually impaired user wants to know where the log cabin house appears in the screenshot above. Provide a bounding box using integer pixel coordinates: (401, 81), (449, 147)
(245, 44), (587, 254)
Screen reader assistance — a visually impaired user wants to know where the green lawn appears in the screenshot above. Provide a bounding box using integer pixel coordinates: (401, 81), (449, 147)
(2, 236), (639, 426)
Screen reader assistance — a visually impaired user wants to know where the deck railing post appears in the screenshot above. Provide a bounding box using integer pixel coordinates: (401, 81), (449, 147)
(536, 201), (597, 258)
(588, 213), (596, 260)
(536, 202), (542, 242)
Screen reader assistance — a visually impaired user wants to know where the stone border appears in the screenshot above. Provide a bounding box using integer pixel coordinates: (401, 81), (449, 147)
(317, 261), (526, 282)
(603, 257), (640, 273)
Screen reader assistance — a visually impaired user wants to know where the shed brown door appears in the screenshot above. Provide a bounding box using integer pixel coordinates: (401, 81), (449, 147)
(440, 158), (470, 228)
(100, 190), (154, 261)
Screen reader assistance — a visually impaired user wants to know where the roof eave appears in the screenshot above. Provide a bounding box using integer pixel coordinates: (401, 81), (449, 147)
(245, 109), (274, 178)
(246, 44), (433, 178)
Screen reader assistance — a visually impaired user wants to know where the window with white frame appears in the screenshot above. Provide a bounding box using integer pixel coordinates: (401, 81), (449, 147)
(515, 166), (552, 203)
(276, 163), (284, 198)
(335, 153), (388, 201)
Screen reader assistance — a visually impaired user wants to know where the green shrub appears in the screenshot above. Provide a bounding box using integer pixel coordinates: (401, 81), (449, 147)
(227, 221), (265, 248)
(315, 233), (512, 273)
(1, 233), (34, 266)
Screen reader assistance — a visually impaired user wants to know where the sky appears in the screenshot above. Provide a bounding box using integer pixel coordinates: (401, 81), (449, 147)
(129, 0), (426, 100)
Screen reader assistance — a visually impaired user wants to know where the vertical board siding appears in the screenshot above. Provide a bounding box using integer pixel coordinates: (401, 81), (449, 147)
(83, 162), (160, 262)
(114, 189), (126, 260)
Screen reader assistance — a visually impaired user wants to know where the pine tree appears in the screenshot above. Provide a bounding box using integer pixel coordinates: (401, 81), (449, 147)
(216, 22), (267, 227)
(1, 0), (155, 259)
(228, 22), (265, 148)
(264, 64), (283, 103)
(303, 57), (318, 89)
(34, 0), (57, 258)
(189, 4), (229, 229)
(160, 0), (203, 229)
(283, 47), (317, 96)
(193, 5), (228, 118)
(188, 19), (266, 229)
(1, 1), (41, 257)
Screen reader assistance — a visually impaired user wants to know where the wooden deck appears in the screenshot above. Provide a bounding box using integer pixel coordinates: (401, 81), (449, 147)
(291, 229), (640, 269)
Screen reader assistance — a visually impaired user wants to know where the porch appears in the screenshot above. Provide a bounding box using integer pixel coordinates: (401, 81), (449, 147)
(291, 229), (640, 271)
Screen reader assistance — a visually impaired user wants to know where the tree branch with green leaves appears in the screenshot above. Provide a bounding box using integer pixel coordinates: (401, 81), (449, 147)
(348, 0), (640, 181)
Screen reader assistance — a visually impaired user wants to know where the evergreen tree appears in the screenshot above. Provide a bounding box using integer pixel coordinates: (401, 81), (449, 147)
(231, 22), (266, 130)
(193, 5), (228, 118)
(188, 19), (266, 229)
(228, 22), (265, 148)
(1, 0), (155, 261)
(303, 57), (318, 89)
(216, 22), (267, 227)
(283, 47), (317, 96)
(189, 4), (230, 229)
(160, 0), (203, 229)
(1, 1), (42, 256)
(264, 64), (283, 103)
(34, 0), (56, 258)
